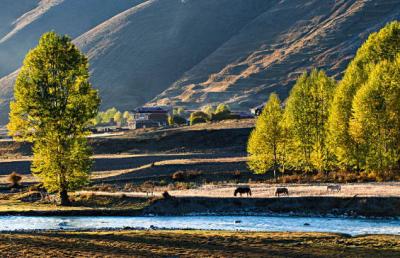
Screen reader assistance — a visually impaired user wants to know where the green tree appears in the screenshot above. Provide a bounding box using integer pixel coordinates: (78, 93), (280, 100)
(173, 107), (185, 116)
(122, 111), (133, 126)
(212, 103), (232, 121)
(284, 69), (336, 172)
(349, 56), (400, 173)
(102, 107), (118, 123)
(202, 105), (214, 119)
(168, 115), (187, 126)
(8, 32), (100, 205)
(91, 114), (102, 126)
(113, 111), (122, 125)
(328, 21), (400, 170)
(247, 93), (284, 179)
(215, 103), (230, 114)
(189, 111), (209, 125)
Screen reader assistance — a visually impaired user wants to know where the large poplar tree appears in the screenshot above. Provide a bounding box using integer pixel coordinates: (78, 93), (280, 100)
(284, 69), (336, 172)
(247, 93), (284, 178)
(328, 21), (400, 170)
(8, 32), (100, 205)
(350, 56), (400, 173)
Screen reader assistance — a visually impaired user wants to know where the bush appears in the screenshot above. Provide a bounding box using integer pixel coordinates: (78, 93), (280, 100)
(190, 116), (207, 125)
(211, 112), (233, 121)
(7, 172), (22, 188)
(162, 191), (172, 199)
(211, 104), (232, 121)
(189, 111), (209, 125)
(172, 171), (185, 181)
(168, 115), (187, 126)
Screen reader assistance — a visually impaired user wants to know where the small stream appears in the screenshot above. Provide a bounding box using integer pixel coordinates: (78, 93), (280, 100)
(1, 215), (399, 235)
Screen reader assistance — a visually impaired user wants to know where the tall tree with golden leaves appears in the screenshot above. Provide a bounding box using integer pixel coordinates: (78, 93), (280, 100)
(8, 32), (100, 205)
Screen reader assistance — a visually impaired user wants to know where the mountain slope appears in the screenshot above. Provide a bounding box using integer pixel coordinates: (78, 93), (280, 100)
(0, 0), (143, 77)
(0, 0), (145, 122)
(151, 0), (400, 109)
(74, 0), (272, 111)
(1, 0), (400, 125)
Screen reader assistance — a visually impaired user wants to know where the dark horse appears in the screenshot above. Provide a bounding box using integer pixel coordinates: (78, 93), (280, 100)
(234, 186), (252, 197)
(275, 187), (289, 197)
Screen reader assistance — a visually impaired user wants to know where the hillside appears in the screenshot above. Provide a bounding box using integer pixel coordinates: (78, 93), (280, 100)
(1, 0), (400, 124)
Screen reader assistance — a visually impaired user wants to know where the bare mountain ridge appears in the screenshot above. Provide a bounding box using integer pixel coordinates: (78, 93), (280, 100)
(152, 0), (400, 108)
(0, 0), (400, 124)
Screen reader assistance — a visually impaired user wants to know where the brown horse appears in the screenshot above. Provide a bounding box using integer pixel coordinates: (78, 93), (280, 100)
(275, 187), (289, 197)
(234, 186), (252, 197)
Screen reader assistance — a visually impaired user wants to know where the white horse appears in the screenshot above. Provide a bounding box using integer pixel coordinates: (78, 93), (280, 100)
(327, 184), (341, 192)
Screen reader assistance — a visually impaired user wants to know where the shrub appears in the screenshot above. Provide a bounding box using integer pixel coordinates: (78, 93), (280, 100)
(172, 171), (185, 181)
(211, 112), (233, 121)
(189, 111), (209, 125)
(7, 172), (22, 188)
(215, 103), (230, 114)
(168, 115), (187, 126)
(162, 191), (171, 199)
(202, 105), (215, 117)
(190, 116), (207, 125)
(211, 104), (232, 121)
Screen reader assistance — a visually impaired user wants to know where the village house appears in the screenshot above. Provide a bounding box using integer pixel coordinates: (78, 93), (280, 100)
(129, 106), (170, 129)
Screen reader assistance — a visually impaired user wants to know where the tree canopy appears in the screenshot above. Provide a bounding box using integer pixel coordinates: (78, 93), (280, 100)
(349, 56), (400, 172)
(248, 21), (400, 179)
(328, 21), (400, 169)
(284, 69), (336, 172)
(8, 32), (100, 205)
(247, 93), (284, 177)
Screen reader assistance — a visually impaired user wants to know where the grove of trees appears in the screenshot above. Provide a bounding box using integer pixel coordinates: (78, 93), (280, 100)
(91, 107), (133, 127)
(248, 21), (400, 179)
(8, 32), (100, 205)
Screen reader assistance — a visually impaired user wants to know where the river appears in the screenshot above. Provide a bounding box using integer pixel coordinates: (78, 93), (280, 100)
(0, 215), (399, 235)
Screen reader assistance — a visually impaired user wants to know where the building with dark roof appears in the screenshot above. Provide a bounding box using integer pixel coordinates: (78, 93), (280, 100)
(129, 106), (169, 129)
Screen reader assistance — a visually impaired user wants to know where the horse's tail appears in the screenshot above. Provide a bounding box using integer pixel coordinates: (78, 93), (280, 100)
(249, 189), (252, 196)
(234, 190), (237, 196)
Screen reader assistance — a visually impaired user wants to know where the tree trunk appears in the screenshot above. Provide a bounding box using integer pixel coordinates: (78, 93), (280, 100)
(59, 188), (71, 206)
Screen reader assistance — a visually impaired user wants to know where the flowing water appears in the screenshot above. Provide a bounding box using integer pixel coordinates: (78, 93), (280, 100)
(0, 215), (399, 235)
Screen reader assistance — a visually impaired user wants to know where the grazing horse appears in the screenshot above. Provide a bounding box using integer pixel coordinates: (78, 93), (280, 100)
(234, 186), (252, 197)
(275, 187), (289, 197)
(327, 184), (341, 192)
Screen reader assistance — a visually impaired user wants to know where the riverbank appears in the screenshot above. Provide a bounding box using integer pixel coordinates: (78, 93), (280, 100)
(143, 196), (400, 218)
(1, 195), (400, 218)
(0, 230), (399, 257)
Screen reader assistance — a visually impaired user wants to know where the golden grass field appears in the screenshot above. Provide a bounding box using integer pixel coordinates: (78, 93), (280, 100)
(77, 182), (400, 199)
(0, 230), (399, 257)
